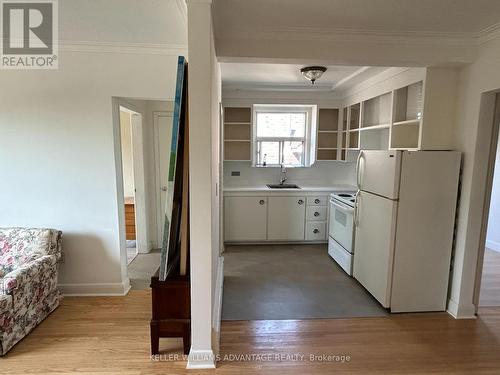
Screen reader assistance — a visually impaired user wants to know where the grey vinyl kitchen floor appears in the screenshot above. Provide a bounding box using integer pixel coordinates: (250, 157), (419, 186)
(222, 244), (388, 320)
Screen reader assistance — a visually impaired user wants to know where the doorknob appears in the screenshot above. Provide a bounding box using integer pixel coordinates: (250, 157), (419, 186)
(161, 186), (167, 191)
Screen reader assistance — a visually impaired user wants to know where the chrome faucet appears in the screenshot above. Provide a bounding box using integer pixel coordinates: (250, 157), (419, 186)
(279, 164), (288, 185)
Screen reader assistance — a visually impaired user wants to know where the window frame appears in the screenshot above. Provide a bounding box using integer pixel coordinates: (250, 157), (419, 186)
(252, 105), (315, 167)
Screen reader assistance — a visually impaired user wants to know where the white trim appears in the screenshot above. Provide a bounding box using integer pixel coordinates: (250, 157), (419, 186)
(486, 239), (500, 253)
(186, 350), (216, 369)
(477, 21), (500, 44)
(59, 41), (187, 56)
(129, 112), (150, 254)
(175, 0), (188, 22)
(153, 111), (175, 248)
(212, 256), (224, 354)
(58, 279), (131, 296)
(447, 298), (477, 319)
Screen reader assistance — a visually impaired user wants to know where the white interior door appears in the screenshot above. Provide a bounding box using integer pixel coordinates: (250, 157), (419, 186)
(154, 112), (173, 247)
(353, 190), (398, 308)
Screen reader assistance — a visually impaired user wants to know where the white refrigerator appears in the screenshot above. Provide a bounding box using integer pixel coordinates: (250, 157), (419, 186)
(353, 150), (461, 312)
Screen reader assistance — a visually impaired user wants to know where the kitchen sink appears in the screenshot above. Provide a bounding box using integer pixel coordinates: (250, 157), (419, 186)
(266, 184), (301, 189)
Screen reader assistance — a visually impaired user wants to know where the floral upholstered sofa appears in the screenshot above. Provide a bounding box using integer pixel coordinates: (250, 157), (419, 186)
(0, 228), (62, 355)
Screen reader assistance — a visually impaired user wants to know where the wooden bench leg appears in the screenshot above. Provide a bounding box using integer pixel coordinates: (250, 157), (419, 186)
(150, 321), (159, 355)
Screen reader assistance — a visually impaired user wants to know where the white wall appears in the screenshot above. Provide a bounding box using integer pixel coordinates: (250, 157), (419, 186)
(0, 0), (186, 294)
(120, 111), (135, 198)
(486, 130), (500, 253)
(224, 161), (355, 188)
(449, 35), (500, 317)
(187, 0), (218, 369)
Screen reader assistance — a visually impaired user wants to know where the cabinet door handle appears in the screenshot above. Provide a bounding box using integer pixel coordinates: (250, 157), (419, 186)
(314, 212), (320, 217)
(259, 199), (265, 205)
(314, 198), (320, 204)
(313, 228), (320, 234)
(298, 199), (304, 205)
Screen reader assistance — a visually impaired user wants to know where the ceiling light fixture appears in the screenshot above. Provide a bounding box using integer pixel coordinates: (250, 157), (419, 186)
(300, 66), (327, 85)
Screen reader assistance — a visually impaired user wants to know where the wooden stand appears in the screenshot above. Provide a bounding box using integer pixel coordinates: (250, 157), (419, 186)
(150, 268), (191, 355)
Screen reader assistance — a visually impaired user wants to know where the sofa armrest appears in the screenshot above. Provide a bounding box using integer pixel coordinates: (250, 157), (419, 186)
(2, 255), (58, 295)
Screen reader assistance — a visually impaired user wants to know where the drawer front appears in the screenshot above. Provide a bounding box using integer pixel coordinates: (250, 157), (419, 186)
(305, 222), (327, 241)
(306, 206), (327, 221)
(306, 196), (328, 206)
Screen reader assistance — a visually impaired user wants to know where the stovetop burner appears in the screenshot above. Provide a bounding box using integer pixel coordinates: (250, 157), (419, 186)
(331, 191), (357, 208)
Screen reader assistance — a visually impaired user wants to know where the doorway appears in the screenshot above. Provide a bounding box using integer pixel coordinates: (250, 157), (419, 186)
(154, 111), (174, 245)
(118, 106), (145, 264)
(477, 93), (500, 308)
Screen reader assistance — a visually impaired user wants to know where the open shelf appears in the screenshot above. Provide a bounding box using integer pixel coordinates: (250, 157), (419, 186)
(318, 108), (339, 131)
(349, 103), (360, 130)
(393, 119), (421, 126)
(360, 127), (390, 150)
(359, 123), (391, 131)
(390, 122), (420, 149)
(316, 108), (340, 161)
(394, 81), (423, 123)
(224, 140), (251, 161)
(362, 92), (392, 129)
(317, 149), (337, 160)
(224, 107), (252, 161)
(317, 132), (338, 149)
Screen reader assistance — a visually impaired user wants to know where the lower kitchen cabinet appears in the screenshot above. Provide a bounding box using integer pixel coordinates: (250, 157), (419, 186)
(267, 196), (306, 241)
(224, 196), (267, 241)
(305, 222), (327, 241)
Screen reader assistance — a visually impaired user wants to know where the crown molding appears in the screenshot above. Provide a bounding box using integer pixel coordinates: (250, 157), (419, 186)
(175, 0), (187, 22)
(217, 23), (500, 49)
(217, 26), (477, 46)
(59, 40), (188, 56)
(223, 82), (336, 93)
(477, 21), (500, 44)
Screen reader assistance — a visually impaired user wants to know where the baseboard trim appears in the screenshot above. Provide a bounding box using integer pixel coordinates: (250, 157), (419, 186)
(186, 349), (216, 369)
(486, 239), (500, 253)
(212, 256), (224, 354)
(447, 298), (476, 319)
(58, 279), (131, 296)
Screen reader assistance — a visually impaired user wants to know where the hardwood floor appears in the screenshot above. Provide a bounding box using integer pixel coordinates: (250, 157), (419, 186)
(3, 290), (500, 374)
(480, 248), (500, 306)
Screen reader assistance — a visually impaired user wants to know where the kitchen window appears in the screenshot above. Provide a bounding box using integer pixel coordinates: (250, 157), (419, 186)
(253, 105), (317, 167)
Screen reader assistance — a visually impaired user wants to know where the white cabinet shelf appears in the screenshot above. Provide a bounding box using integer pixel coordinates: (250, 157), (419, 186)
(224, 107), (252, 161)
(339, 67), (458, 153)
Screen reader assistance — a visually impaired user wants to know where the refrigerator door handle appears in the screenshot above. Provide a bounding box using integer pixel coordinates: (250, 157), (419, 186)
(354, 194), (359, 227)
(355, 151), (363, 190)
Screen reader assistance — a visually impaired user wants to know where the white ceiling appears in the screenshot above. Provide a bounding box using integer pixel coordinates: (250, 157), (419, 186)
(213, 0), (500, 36)
(221, 63), (389, 93)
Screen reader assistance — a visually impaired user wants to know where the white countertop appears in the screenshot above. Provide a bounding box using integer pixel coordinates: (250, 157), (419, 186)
(224, 184), (356, 195)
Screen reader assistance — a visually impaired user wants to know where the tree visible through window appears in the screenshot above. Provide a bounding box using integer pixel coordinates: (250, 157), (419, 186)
(255, 111), (307, 167)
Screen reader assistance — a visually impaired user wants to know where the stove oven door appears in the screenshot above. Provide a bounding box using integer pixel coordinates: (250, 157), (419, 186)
(329, 198), (354, 253)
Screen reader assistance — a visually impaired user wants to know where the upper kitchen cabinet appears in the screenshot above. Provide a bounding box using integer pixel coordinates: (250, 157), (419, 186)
(340, 67), (459, 153)
(316, 108), (340, 161)
(224, 107), (252, 161)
